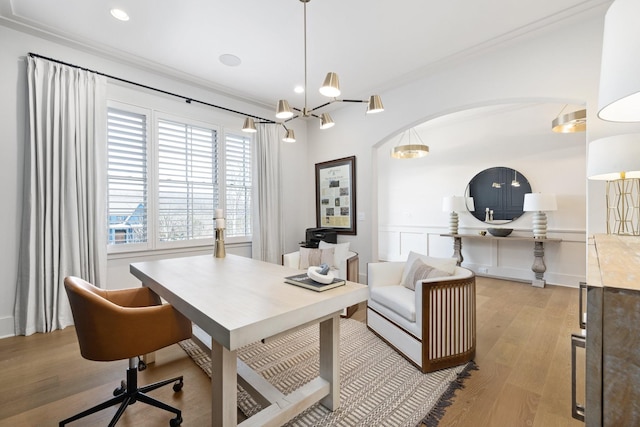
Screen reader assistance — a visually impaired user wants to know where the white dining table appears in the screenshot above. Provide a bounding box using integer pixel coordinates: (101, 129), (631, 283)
(130, 253), (368, 427)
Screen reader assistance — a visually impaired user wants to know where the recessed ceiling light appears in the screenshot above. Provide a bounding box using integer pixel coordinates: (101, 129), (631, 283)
(110, 8), (130, 21)
(294, 85), (304, 94)
(219, 54), (241, 67)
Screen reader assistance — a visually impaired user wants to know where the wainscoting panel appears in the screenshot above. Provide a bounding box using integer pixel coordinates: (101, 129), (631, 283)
(379, 225), (586, 288)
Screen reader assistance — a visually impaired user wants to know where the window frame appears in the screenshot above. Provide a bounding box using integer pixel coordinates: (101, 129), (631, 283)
(106, 99), (253, 255)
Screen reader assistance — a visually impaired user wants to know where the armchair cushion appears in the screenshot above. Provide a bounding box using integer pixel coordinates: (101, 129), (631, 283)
(318, 240), (351, 269)
(370, 285), (416, 322)
(401, 258), (452, 291)
(400, 251), (457, 286)
(298, 247), (335, 269)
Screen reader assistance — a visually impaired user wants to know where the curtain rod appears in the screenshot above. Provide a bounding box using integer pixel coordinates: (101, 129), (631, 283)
(27, 52), (276, 125)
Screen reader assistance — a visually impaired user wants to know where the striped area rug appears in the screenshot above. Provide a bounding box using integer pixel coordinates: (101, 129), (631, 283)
(179, 318), (474, 427)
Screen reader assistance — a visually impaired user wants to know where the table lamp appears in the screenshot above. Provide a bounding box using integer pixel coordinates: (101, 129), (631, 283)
(523, 193), (557, 239)
(587, 134), (640, 234)
(598, 0), (640, 122)
(442, 196), (468, 235)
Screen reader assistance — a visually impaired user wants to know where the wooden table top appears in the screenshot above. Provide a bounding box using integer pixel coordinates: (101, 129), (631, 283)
(589, 233), (640, 291)
(130, 254), (368, 350)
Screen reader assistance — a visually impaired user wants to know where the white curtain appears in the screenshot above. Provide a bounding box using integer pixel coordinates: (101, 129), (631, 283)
(14, 56), (107, 335)
(252, 124), (284, 264)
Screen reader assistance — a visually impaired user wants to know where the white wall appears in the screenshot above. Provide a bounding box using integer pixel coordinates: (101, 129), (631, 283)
(0, 24), (310, 337)
(304, 9), (640, 284)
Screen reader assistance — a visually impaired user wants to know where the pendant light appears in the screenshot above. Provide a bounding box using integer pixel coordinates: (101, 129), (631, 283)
(551, 106), (587, 133)
(283, 129), (296, 143)
(242, 117), (257, 133)
(391, 128), (429, 159)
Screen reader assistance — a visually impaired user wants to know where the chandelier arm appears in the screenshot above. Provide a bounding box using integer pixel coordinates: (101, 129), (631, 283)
(283, 114), (300, 123)
(309, 100), (336, 112)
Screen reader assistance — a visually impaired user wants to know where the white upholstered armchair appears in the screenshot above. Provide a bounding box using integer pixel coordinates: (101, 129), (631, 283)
(282, 242), (360, 317)
(367, 252), (476, 373)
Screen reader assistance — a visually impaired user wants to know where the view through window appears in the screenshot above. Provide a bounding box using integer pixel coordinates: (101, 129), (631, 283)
(107, 107), (252, 251)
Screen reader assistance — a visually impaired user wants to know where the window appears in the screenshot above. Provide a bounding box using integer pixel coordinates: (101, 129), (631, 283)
(225, 133), (252, 237)
(107, 108), (148, 245)
(157, 118), (218, 242)
(107, 105), (252, 252)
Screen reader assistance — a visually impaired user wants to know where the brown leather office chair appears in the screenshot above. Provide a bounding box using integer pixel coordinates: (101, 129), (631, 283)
(60, 276), (192, 427)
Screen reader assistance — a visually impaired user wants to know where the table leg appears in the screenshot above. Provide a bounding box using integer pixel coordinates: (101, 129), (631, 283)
(531, 240), (547, 288)
(452, 236), (463, 266)
(319, 315), (340, 410)
(211, 338), (237, 427)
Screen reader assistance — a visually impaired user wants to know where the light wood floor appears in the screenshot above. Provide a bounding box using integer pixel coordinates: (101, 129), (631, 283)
(0, 277), (585, 426)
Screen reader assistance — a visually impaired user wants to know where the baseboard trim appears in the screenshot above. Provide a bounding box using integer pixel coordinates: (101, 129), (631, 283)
(0, 315), (15, 339)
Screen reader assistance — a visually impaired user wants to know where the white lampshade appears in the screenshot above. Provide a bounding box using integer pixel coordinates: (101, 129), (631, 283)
(523, 193), (557, 212)
(587, 134), (640, 180)
(442, 196), (468, 212)
(598, 0), (640, 122)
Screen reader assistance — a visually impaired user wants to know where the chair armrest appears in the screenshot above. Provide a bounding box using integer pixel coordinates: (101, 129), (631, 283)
(368, 262), (405, 288)
(420, 266), (474, 284)
(345, 251), (359, 283)
(412, 267), (475, 335)
(104, 286), (162, 307)
(282, 251), (301, 269)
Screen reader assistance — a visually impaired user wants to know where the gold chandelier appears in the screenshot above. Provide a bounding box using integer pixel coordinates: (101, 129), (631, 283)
(242, 0), (384, 142)
(551, 106), (586, 133)
(391, 128), (429, 159)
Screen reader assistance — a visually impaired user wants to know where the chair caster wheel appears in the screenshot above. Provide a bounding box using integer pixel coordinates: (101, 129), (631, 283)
(172, 379), (184, 392)
(113, 380), (126, 396)
(170, 416), (183, 426)
(137, 358), (147, 371)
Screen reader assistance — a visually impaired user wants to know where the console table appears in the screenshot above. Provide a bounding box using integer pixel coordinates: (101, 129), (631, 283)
(440, 233), (562, 287)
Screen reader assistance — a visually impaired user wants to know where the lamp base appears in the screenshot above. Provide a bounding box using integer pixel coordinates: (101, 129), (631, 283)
(532, 211), (547, 239)
(448, 211), (459, 235)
